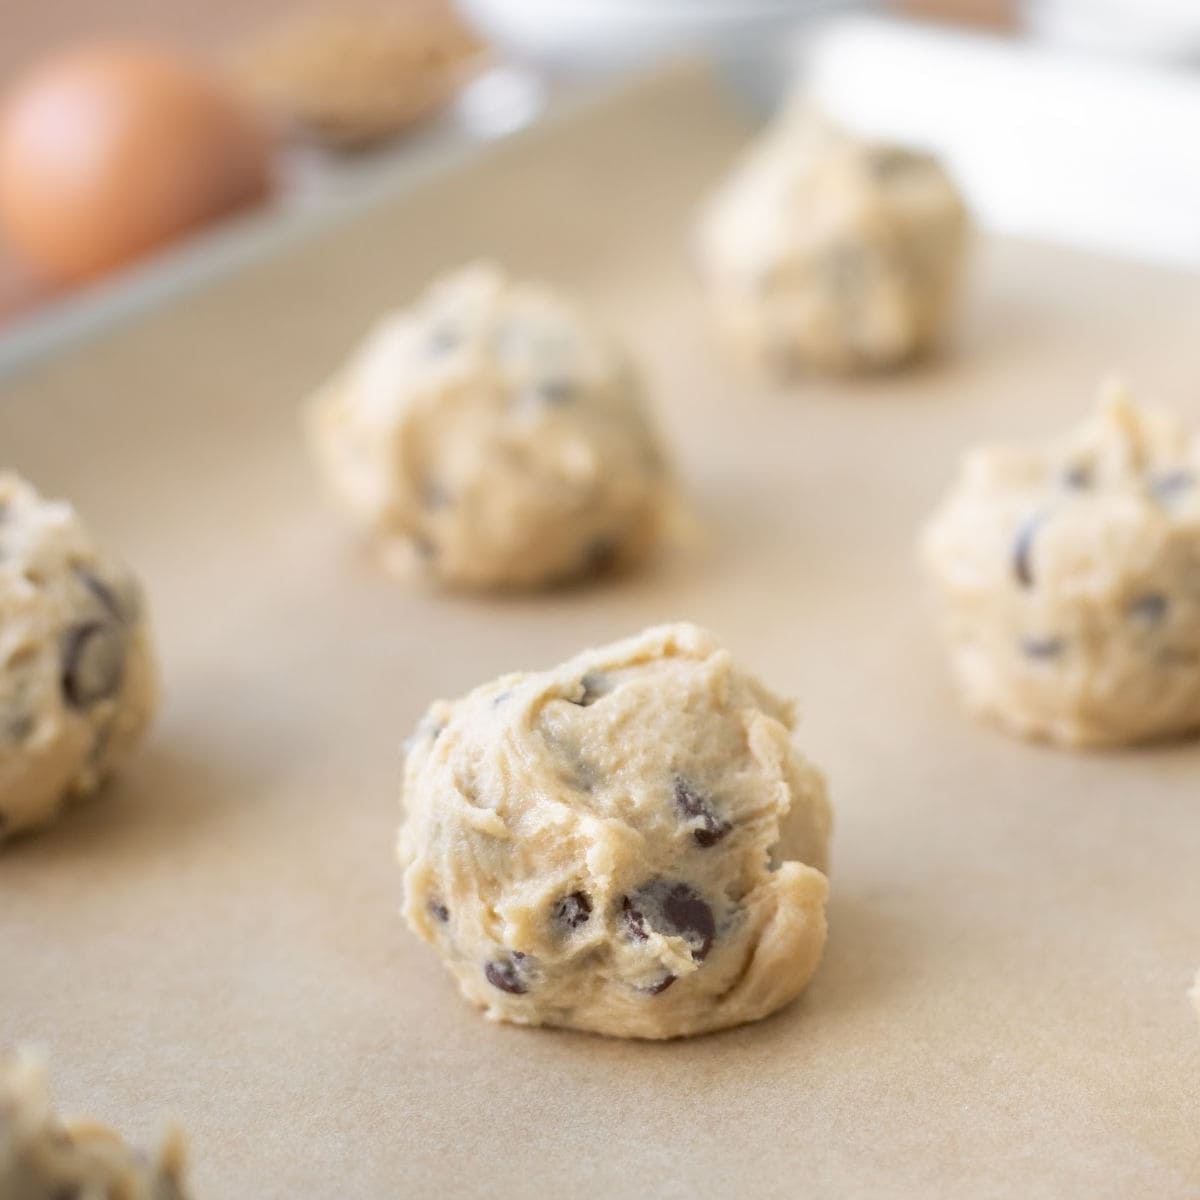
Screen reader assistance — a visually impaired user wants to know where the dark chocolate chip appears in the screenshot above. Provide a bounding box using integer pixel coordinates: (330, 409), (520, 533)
(534, 378), (576, 406)
(484, 956), (528, 995)
(582, 537), (617, 576)
(1062, 464), (1092, 490)
(4, 710), (35, 743)
(421, 481), (452, 511)
(1012, 513), (1042, 588)
(1151, 469), (1195, 501)
(622, 881), (715, 962)
(428, 901), (449, 923)
(866, 146), (923, 179)
(426, 326), (458, 356)
(673, 778), (731, 848)
(570, 671), (610, 707)
(1128, 593), (1168, 624)
(1021, 637), (1064, 659)
(552, 891), (592, 931)
(74, 566), (124, 620)
(61, 622), (124, 708)
(641, 974), (676, 995)
(622, 897), (648, 942)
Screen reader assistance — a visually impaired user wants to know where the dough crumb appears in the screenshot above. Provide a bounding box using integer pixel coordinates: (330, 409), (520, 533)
(0, 1050), (192, 1199)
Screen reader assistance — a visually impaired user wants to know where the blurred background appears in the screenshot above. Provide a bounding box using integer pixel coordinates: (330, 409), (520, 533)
(1, 0), (1198, 369)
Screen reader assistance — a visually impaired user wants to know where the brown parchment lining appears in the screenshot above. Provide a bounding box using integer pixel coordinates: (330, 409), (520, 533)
(0, 65), (1197, 1199)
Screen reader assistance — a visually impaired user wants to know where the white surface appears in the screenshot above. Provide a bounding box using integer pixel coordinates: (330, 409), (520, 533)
(1027, 0), (1200, 60)
(802, 16), (1200, 268)
(459, 0), (859, 70)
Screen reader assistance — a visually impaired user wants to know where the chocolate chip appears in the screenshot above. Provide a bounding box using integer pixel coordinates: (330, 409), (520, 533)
(534, 378), (576, 405)
(4, 710), (34, 743)
(421, 481), (452, 511)
(1151, 469), (1195, 501)
(552, 890), (592, 930)
(61, 622), (124, 708)
(866, 146), (921, 179)
(582, 538), (617, 576)
(622, 897), (649, 942)
(412, 534), (436, 561)
(673, 778), (731, 848)
(1062, 464), (1092, 490)
(428, 900), (449, 923)
(74, 566), (124, 620)
(641, 974), (676, 995)
(570, 671), (609, 707)
(1013, 513), (1042, 588)
(1129, 593), (1168, 624)
(622, 881), (715, 962)
(426, 326), (458, 356)
(484, 955), (528, 995)
(1021, 637), (1064, 659)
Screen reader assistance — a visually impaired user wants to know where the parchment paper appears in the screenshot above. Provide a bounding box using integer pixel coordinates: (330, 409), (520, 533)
(1, 65), (1198, 1199)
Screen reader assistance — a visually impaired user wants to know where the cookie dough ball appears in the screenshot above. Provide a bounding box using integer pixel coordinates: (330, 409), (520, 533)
(0, 1051), (192, 1200)
(0, 474), (158, 839)
(398, 623), (832, 1040)
(921, 385), (1200, 748)
(307, 264), (671, 590)
(697, 106), (968, 374)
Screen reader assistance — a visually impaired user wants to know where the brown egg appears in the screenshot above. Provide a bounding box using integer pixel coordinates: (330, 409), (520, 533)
(0, 42), (273, 284)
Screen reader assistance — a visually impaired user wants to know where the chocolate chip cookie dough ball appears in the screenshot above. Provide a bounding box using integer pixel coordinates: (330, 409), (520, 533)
(398, 623), (832, 1040)
(0, 474), (158, 839)
(306, 264), (671, 590)
(921, 385), (1200, 748)
(0, 1051), (192, 1199)
(697, 106), (968, 374)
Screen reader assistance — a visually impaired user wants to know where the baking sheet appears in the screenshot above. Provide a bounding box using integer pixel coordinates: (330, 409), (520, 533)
(1, 64), (1198, 1199)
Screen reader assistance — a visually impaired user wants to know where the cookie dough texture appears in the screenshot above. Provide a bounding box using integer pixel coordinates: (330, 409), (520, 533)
(307, 264), (671, 590)
(0, 474), (158, 839)
(921, 386), (1200, 748)
(0, 1052), (191, 1200)
(697, 106), (968, 374)
(398, 623), (832, 1039)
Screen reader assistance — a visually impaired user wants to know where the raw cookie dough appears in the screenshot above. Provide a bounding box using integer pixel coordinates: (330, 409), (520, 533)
(0, 1051), (192, 1200)
(398, 623), (832, 1039)
(697, 105), (968, 374)
(921, 384), (1200, 748)
(307, 264), (671, 590)
(0, 473), (158, 839)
